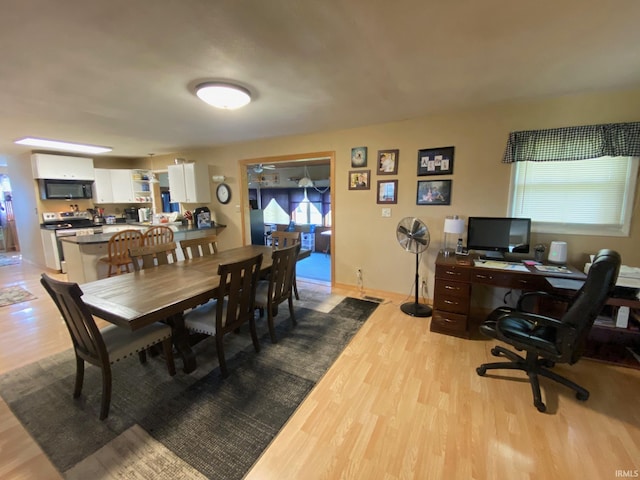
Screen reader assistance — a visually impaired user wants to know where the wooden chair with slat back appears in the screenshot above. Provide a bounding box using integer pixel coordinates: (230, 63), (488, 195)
(255, 243), (301, 343)
(270, 230), (301, 300)
(99, 229), (144, 277)
(183, 253), (263, 378)
(40, 273), (176, 420)
(143, 225), (174, 246)
(129, 242), (178, 271)
(180, 234), (219, 259)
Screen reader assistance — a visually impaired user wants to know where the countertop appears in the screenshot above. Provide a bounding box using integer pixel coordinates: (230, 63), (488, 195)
(59, 223), (226, 245)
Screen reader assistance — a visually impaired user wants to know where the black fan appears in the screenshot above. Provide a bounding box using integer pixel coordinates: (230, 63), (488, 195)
(396, 217), (432, 317)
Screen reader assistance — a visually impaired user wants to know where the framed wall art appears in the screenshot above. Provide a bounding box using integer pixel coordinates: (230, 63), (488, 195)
(348, 170), (371, 190)
(417, 146), (454, 176)
(416, 179), (452, 205)
(351, 146), (368, 168)
(377, 149), (399, 175)
(377, 180), (398, 204)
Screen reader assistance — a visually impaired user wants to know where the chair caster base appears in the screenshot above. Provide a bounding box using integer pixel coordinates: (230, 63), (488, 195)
(535, 401), (547, 413)
(476, 366), (487, 376)
(576, 391), (589, 401)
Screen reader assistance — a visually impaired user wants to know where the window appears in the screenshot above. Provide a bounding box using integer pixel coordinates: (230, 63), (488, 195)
(509, 156), (639, 236)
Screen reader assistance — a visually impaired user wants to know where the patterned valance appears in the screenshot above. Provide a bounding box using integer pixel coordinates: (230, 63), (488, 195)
(502, 122), (640, 163)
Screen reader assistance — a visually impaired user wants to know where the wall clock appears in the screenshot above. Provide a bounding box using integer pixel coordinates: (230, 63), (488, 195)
(216, 183), (231, 204)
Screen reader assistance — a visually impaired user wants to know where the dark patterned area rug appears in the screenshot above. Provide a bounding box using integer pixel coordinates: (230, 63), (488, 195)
(0, 253), (21, 267)
(0, 297), (378, 479)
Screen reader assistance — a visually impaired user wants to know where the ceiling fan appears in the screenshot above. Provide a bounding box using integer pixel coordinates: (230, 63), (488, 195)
(253, 163), (276, 173)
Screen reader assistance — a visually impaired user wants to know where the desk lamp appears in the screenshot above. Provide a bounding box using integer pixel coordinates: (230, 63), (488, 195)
(443, 215), (465, 256)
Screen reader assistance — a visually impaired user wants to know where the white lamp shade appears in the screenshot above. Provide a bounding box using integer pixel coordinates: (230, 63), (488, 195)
(444, 218), (465, 234)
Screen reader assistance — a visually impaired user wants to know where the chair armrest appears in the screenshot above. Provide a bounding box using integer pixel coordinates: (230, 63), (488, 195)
(516, 291), (575, 313)
(496, 310), (573, 332)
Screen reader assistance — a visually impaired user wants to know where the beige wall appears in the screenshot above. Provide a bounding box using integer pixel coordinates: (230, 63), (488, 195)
(149, 87), (640, 299)
(7, 88), (640, 298)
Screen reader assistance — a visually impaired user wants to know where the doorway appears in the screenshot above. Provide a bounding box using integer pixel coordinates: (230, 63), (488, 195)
(239, 152), (335, 286)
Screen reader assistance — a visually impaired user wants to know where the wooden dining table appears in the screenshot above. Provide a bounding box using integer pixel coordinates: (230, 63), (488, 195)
(80, 244), (310, 373)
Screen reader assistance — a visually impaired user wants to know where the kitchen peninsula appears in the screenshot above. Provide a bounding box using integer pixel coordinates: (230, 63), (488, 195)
(61, 223), (226, 283)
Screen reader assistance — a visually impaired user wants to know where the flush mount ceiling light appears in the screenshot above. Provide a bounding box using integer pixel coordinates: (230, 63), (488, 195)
(14, 137), (112, 154)
(195, 82), (251, 110)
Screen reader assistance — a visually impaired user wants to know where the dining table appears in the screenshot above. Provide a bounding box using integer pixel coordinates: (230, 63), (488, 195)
(80, 244), (310, 373)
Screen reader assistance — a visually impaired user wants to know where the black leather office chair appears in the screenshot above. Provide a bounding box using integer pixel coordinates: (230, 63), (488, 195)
(476, 249), (620, 412)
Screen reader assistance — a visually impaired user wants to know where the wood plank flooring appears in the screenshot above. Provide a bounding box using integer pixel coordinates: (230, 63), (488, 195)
(1, 258), (639, 479)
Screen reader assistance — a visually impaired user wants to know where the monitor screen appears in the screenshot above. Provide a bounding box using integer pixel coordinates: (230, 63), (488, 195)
(467, 217), (531, 256)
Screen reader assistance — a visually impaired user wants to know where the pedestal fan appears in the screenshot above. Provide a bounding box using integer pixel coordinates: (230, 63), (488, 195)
(396, 217), (432, 317)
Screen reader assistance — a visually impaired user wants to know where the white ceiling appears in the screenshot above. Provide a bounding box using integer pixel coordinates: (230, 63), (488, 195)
(2, 0), (640, 163)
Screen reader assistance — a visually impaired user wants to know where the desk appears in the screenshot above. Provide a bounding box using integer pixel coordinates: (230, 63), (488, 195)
(432, 253), (587, 338)
(81, 245), (310, 372)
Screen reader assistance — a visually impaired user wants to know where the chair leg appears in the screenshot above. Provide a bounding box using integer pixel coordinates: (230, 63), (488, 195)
(216, 334), (228, 378)
(73, 355), (84, 398)
(267, 304), (278, 344)
(537, 365), (590, 401)
(99, 365), (112, 420)
(249, 317), (261, 353)
(288, 296), (297, 326)
(527, 370), (546, 412)
(293, 274), (300, 300)
(162, 338), (176, 376)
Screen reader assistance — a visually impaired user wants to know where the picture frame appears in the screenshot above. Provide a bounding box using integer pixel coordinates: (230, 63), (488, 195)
(377, 180), (398, 204)
(416, 179), (452, 205)
(417, 146), (454, 176)
(351, 146), (368, 168)
(348, 170), (371, 190)
(377, 149), (399, 175)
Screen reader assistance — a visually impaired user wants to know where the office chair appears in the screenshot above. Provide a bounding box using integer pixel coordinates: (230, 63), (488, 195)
(476, 249), (620, 412)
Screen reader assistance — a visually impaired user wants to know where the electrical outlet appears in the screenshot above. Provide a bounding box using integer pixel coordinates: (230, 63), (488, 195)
(381, 208), (391, 217)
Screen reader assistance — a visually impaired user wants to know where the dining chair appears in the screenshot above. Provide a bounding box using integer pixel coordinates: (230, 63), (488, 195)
(255, 243), (301, 343)
(143, 225), (174, 246)
(183, 253), (263, 378)
(40, 273), (176, 420)
(129, 241), (178, 271)
(180, 234), (219, 259)
(270, 230), (301, 300)
(98, 229), (144, 276)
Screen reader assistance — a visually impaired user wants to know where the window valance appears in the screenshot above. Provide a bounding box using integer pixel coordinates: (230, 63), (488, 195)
(502, 122), (640, 163)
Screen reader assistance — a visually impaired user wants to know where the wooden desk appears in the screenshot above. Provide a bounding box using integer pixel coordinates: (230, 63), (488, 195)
(432, 253), (587, 338)
(81, 245), (310, 372)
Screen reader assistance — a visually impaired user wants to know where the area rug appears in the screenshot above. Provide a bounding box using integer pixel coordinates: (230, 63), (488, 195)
(0, 297), (378, 479)
(0, 253), (21, 267)
(0, 285), (36, 307)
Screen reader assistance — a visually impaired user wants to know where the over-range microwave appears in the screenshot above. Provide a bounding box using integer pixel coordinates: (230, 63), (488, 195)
(39, 179), (93, 200)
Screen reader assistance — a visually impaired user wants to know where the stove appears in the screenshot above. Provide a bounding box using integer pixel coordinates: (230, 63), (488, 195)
(41, 212), (99, 231)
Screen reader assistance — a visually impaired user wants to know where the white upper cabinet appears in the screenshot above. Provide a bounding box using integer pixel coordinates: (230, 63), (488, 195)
(92, 169), (114, 203)
(110, 169), (136, 203)
(168, 163), (210, 203)
(31, 154), (95, 180)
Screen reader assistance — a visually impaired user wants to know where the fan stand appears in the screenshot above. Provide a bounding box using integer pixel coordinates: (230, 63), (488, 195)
(400, 250), (432, 317)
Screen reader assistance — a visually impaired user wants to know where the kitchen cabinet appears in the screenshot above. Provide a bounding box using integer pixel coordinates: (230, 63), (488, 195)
(93, 169), (114, 203)
(32, 153), (94, 180)
(93, 169), (152, 204)
(41, 229), (60, 270)
(168, 163), (210, 203)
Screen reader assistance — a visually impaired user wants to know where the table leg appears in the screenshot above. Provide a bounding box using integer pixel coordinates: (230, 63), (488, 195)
(167, 313), (197, 374)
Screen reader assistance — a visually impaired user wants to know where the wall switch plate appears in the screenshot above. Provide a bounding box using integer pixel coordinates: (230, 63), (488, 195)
(381, 208), (391, 217)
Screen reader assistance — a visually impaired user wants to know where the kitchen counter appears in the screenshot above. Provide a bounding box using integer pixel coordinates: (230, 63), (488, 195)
(60, 223), (226, 245)
(60, 224), (226, 283)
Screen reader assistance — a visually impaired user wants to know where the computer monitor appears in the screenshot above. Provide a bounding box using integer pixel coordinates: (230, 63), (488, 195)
(467, 217), (532, 259)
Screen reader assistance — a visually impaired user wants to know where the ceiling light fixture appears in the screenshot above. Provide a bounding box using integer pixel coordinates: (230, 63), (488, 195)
(298, 166), (314, 188)
(195, 82), (251, 110)
(14, 137), (112, 154)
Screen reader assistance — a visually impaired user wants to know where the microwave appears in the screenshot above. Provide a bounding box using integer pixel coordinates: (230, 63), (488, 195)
(39, 179), (93, 200)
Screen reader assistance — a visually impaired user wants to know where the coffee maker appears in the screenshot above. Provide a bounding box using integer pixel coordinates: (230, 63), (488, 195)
(124, 207), (138, 222)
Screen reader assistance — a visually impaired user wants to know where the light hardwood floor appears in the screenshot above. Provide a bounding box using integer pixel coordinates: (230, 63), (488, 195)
(1, 258), (639, 479)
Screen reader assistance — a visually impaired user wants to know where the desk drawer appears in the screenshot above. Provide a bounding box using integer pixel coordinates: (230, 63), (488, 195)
(471, 271), (546, 291)
(436, 265), (470, 282)
(434, 279), (470, 300)
(431, 310), (468, 337)
(434, 292), (469, 315)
